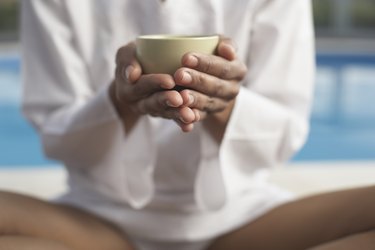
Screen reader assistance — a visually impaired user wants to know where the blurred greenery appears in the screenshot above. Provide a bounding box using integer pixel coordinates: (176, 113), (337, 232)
(352, 0), (375, 27)
(0, 0), (19, 35)
(312, 0), (375, 30)
(313, 0), (333, 27)
(0, 0), (374, 39)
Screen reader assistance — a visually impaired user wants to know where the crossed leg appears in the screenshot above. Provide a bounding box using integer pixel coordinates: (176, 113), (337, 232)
(0, 191), (135, 250)
(1, 186), (374, 250)
(208, 185), (375, 250)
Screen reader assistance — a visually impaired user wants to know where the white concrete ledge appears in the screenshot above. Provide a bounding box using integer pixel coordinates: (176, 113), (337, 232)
(0, 161), (374, 200)
(0, 166), (67, 199)
(269, 161), (375, 197)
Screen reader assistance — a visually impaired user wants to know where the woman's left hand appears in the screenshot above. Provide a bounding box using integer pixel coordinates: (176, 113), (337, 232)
(174, 37), (247, 138)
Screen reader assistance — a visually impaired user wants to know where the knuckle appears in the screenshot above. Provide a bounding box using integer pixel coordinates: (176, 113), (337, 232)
(157, 92), (168, 108)
(204, 97), (216, 112)
(230, 84), (240, 99)
(202, 57), (213, 73)
(213, 83), (226, 98)
(238, 63), (248, 80)
(197, 73), (207, 85)
(193, 94), (204, 109)
(219, 63), (231, 79)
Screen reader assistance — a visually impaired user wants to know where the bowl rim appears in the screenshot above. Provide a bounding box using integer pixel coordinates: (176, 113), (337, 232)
(137, 34), (219, 40)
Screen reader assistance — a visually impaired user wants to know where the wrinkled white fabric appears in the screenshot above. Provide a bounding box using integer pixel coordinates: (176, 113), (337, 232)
(21, 0), (315, 241)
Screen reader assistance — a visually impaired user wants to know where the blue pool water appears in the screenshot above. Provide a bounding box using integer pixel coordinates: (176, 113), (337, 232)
(295, 53), (375, 161)
(1, 54), (375, 166)
(0, 104), (57, 166)
(0, 56), (56, 166)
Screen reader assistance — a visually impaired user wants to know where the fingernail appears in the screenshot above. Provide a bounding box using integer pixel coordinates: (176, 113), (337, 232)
(125, 65), (134, 80)
(161, 81), (174, 89)
(180, 116), (189, 124)
(188, 94), (194, 105)
(186, 55), (198, 67)
(182, 71), (192, 83)
(166, 100), (174, 107)
(194, 110), (200, 121)
(224, 43), (235, 54)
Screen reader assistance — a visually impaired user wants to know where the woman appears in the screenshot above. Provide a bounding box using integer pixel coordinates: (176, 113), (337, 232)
(0, 0), (373, 249)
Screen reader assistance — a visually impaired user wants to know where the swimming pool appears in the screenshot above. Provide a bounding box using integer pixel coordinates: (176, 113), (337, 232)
(0, 56), (57, 166)
(296, 53), (375, 161)
(1, 54), (375, 166)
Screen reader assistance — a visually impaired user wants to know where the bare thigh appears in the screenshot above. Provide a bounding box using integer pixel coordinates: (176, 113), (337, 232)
(309, 230), (375, 250)
(0, 191), (135, 250)
(208, 185), (375, 250)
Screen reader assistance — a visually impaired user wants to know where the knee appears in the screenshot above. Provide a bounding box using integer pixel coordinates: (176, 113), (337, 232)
(0, 191), (38, 235)
(0, 191), (19, 235)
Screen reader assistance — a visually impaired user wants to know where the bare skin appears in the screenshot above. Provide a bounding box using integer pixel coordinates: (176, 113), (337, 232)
(110, 37), (247, 141)
(0, 37), (246, 249)
(0, 191), (135, 250)
(207, 185), (375, 250)
(1, 187), (374, 249)
(3, 37), (374, 249)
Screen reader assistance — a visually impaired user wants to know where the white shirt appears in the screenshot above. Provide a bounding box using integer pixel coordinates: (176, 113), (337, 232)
(21, 0), (315, 241)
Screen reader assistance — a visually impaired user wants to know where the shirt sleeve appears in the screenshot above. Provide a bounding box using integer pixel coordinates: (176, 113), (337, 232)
(196, 0), (315, 210)
(21, 0), (155, 208)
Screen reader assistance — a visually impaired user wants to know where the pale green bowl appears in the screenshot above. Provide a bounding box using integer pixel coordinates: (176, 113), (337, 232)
(136, 35), (219, 75)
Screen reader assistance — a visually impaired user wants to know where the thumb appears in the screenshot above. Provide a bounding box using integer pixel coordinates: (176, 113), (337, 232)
(217, 37), (237, 61)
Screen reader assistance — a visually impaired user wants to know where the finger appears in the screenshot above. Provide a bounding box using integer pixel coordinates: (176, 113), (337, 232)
(179, 90), (195, 106)
(174, 119), (195, 133)
(178, 106), (196, 124)
(180, 89), (228, 113)
(116, 42), (136, 65)
(181, 52), (247, 81)
(217, 36), (237, 61)
(143, 105), (196, 125)
(134, 92), (196, 125)
(176, 91), (208, 121)
(117, 73), (176, 103)
(132, 74), (176, 98)
(115, 42), (142, 83)
(192, 108), (207, 122)
(175, 68), (240, 100)
(135, 90), (183, 116)
(120, 64), (142, 84)
(115, 64), (142, 88)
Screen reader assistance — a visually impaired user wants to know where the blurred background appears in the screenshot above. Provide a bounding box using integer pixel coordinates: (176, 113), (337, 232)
(0, 0), (374, 197)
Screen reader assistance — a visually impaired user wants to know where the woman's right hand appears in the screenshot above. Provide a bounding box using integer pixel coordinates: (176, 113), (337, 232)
(110, 42), (198, 132)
